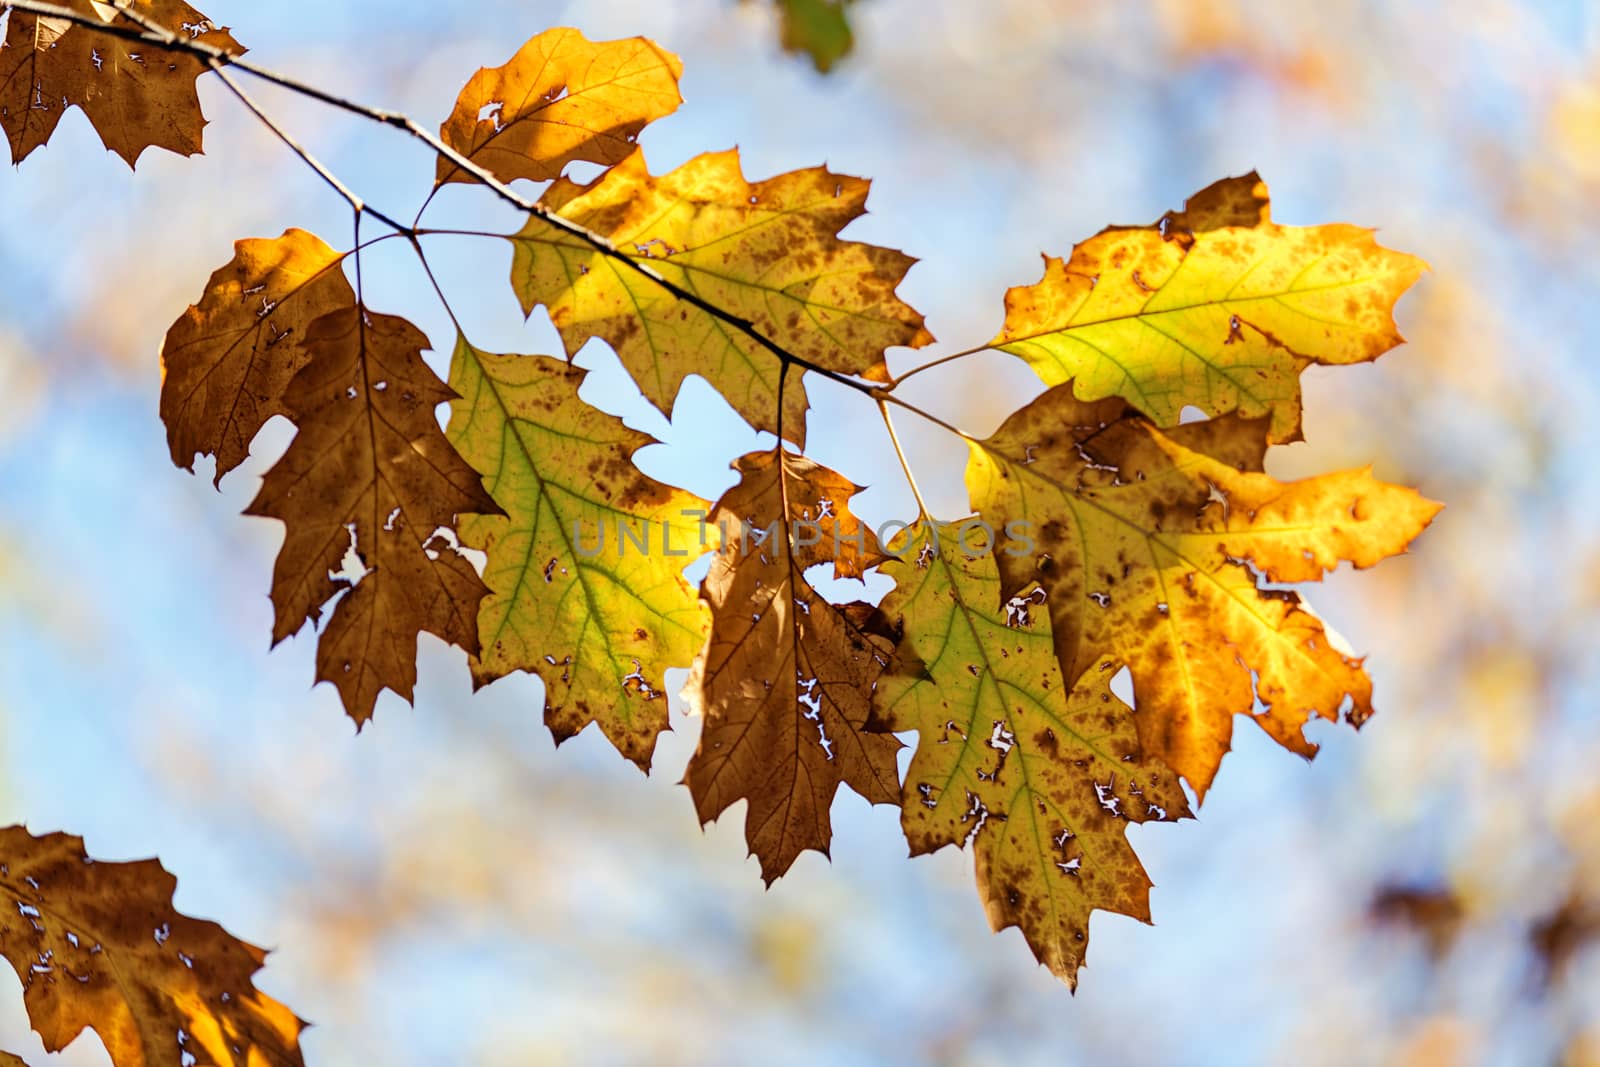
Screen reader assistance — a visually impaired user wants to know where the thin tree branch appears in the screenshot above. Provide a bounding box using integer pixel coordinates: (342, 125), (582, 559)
(201, 54), (411, 234)
(881, 392), (980, 445)
(1, 0), (892, 401)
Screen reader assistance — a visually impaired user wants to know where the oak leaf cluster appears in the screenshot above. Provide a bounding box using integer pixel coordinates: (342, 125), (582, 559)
(0, 7), (1441, 1058)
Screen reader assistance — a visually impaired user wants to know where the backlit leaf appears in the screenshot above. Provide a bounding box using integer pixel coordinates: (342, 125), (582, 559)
(0, 0), (242, 167)
(683, 448), (901, 882)
(993, 175), (1426, 442)
(246, 308), (502, 726)
(508, 148), (932, 446)
(437, 27), (683, 187)
(0, 826), (305, 1067)
(968, 387), (1440, 797)
(160, 228), (355, 484)
(874, 522), (1189, 987)
(445, 336), (709, 769)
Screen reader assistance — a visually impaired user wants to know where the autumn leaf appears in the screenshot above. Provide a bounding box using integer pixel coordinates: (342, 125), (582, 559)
(683, 448), (901, 882)
(774, 0), (857, 73)
(0, 0), (242, 167)
(0, 826), (304, 1067)
(1370, 884), (1466, 962)
(437, 27), (683, 187)
(873, 521), (1189, 986)
(992, 174), (1426, 442)
(246, 308), (502, 726)
(967, 387), (1440, 797)
(1146, 170), (1271, 233)
(508, 148), (932, 446)
(0, 1051), (30, 1067)
(160, 228), (355, 484)
(445, 336), (710, 769)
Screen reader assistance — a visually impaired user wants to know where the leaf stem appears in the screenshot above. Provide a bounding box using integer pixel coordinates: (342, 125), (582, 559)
(877, 400), (933, 523)
(886, 343), (994, 389)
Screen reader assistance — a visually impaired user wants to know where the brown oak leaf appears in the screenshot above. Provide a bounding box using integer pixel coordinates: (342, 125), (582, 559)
(683, 448), (900, 882)
(0, 0), (242, 167)
(246, 308), (502, 725)
(0, 826), (305, 1067)
(161, 228), (357, 485)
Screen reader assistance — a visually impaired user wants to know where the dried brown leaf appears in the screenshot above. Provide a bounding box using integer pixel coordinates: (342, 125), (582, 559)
(0, 0), (241, 167)
(683, 449), (900, 882)
(246, 308), (502, 725)
(0, 826), (305, 1067)
(160, 229), (356, 485)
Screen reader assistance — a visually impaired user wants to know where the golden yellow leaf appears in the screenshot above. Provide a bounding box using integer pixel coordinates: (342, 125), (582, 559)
(683, 449), (901, 882)
(874, 522), (1189, 986)
(246, 309), (502, 726)
(0, 0), (242, 167)
(437, 27), (683, 186)
(160, 228), (355, 485)
(968, 387), (1440, 796)
(508, 148), (932, 445)
(0, 826), (305, 1067)
(993, 175), (1426, 442)
(445, 336), (710, 768)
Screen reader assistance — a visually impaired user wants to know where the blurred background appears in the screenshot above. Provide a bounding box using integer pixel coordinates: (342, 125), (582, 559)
(2, 0), (1597, 1064)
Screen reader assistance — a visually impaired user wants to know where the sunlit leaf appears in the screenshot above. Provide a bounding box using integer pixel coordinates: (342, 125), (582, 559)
(246, 308), (502, 725)
(968, 388), (1439, 796)
(446, 336), (709, 768)
(993, 175), (1426, 442)
(0, 0), (242, 167)
(437, 27), (683, 186)
(0, 826), (305, 1067)
(160, 228), (354, 484)
(683, 448), (901, 882)
(874, 522), (1189, 986)
(508, 148), (932, 446)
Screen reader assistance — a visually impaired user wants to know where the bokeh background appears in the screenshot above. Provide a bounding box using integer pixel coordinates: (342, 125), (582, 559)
(2, 1), (1598, 1064)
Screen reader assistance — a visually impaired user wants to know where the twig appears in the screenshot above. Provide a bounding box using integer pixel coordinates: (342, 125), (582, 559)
(1, 0), (891, 401)
(201, 55), (410, 234)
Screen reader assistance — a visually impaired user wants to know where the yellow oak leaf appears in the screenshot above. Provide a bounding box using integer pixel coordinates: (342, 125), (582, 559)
(874, 522), (1189, 987)
(445, 337), (710, 769)
(437, 27), (682, 186)
(683, 448), (900, 882)
(246, 308), (502, 726)
(993, 174), (1426, 442)
(160, 228), (354, 484)
(968, 387), (1440, 797)
(0, 826), (305, 1067)
(508, 148), (932, 446)
(0, 0), (242, 167)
